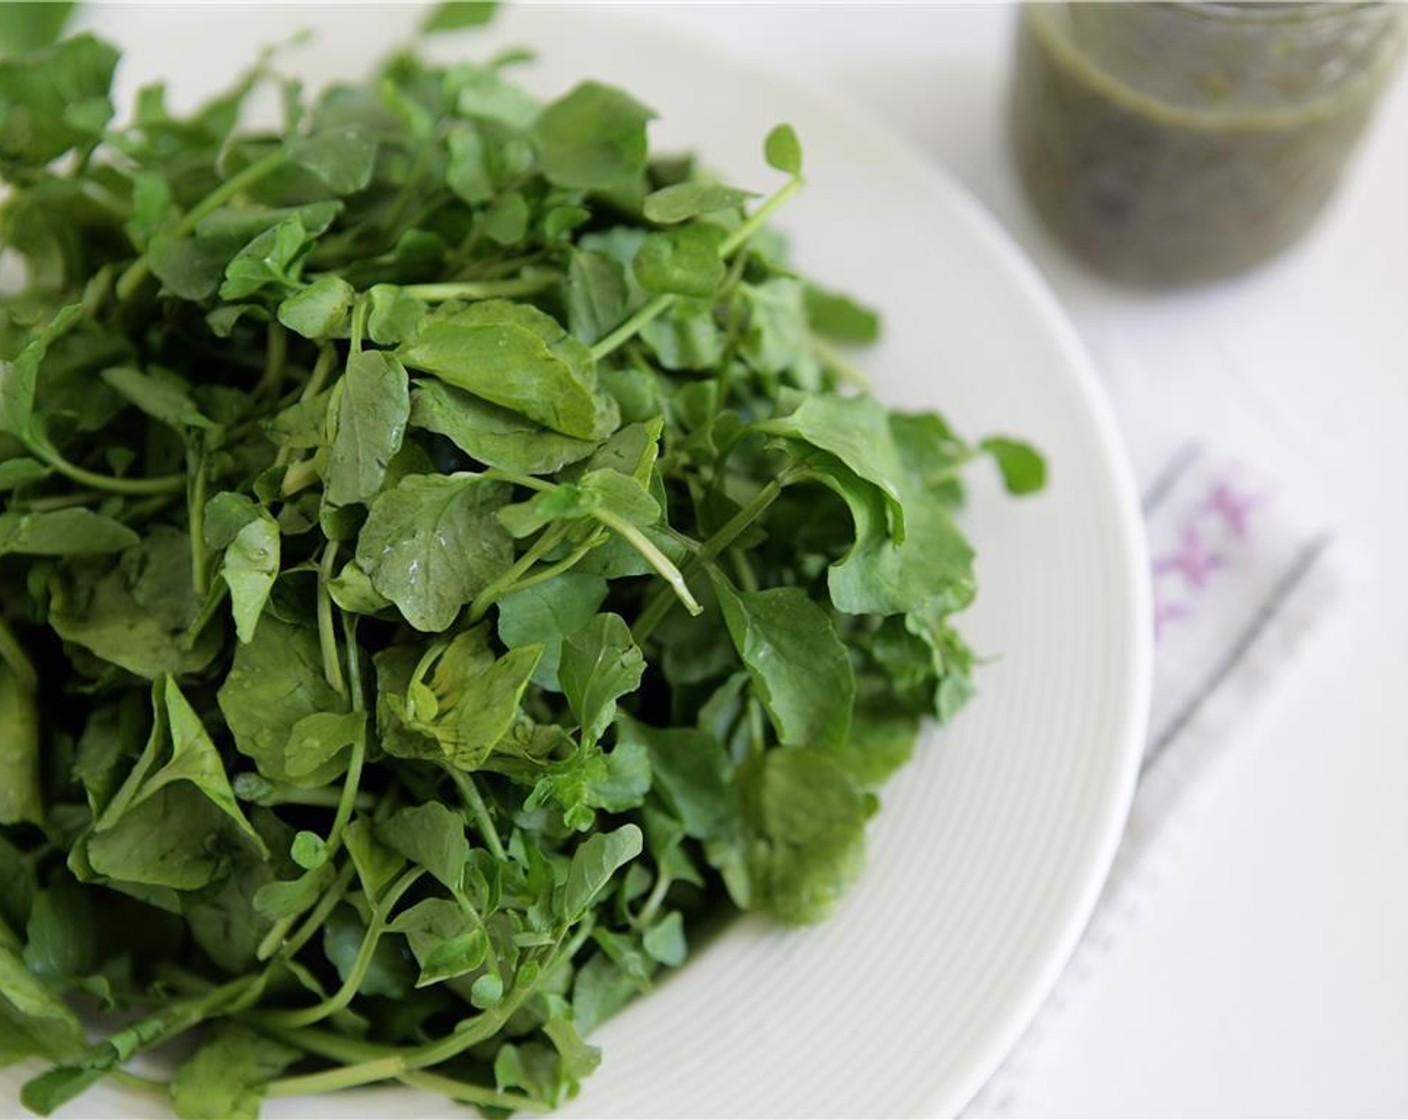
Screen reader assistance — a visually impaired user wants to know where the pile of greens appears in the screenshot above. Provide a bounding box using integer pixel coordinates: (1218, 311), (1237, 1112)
(0, 6), (1042, 1118)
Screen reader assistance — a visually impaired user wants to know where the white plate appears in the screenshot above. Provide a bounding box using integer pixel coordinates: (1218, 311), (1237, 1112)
(13, 5), (1151, 1118)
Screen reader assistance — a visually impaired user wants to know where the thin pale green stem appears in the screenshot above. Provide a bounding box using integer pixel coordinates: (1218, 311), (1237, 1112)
(589, 293), (674, 363)
(502, 528), (607, 596)
(448, 769), (504, 861)
(480, 468), (554, 492)
(32, 445), (186, 496)
(188, 442), (209, 597)
(317, 542), (346, 697)
(256, 324), (289, 399)
(281, 456), (320, 497)
(466, 521), (570, 623)
(594, 508), (700, 616)
(718, 175), (804, 256)
(350, 294), (370, 355)
(262, 867), (423, 1028)
(249, 1021), (551, 1111)
(633, 475), (787, 642)
(0, 617), (37, 691)
(400, 276), (557, 302)
(265, 1055), (407, 1098)
(110, 1069), (167, 1094)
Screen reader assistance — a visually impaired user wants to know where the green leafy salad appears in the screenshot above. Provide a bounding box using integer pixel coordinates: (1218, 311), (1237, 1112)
(0, 5), (1043, 1117)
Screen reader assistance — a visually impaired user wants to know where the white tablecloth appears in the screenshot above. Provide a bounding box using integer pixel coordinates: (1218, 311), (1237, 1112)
(620, 3), (1408, 1115)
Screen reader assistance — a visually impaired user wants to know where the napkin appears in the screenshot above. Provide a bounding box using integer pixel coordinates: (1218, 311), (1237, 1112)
(963, 332), (1340, 1117)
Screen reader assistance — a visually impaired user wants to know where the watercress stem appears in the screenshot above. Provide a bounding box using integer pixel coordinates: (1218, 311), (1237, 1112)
(448, 769), (505, 861)
(263, 867), (423, 1028)
(633, 475), (787, 642)
(593, 508), (701, 616)
(317, 541), (347, 696)
(466, 521), (570, 623)
(400, 276), (557, 302)
(0, 617), (38, 691)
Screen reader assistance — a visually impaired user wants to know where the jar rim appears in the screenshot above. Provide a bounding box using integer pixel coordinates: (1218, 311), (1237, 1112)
(1178, 1), (1383, 24)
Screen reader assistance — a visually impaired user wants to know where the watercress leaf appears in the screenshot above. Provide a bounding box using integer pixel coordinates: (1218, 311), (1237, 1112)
(0, 303), (81, 438)
(531, 81), (655, 190)
(343, 817), (405, 901)
(739, 746), (867, 925)
(762, 392), (906, 538)
(283, 710), (362, 779)
(0, 2), (76, 54)
(366, 284), (427, 346)
(21, 877), (94, 988)
(543, 1015), (601, 1097)
(389, 899), (487, 986)
(410, 380), (599, 476)
(620, 717), (732, 840)
(559, 612), (644, 745)
(220, 510), (280, 644)
(0, 944), (85, 1064)
(562, 824), (642, 922)
(564, 248), (627, 346)
(218, 615), (350, 786)
(423, 1), (499, 32)
(170, 1024), (299, 1120)
(804, 283), (881, 344)
(99, 366), (216, 432)
(325, 350), (410, 509)
(399, 300), (611, 440)
(403, 627), (542, 769)
(355, 472), (513, 632)
(640, 300), (724, 371)
(49, 527), (221, 679)
(376, 802), (469, 894)
(643, 182), (756, 224)
(219, 203), (339, 302)
(327, 561), (393, 615)
(632, 225), (725, 300)
(980, 435), (1047, 495)
(86, 782), (244, 891)
(149, 678), (267, 853)
(641, 910), (686, 967)
(711, 576), (855, 753)
(0, 457), (47, 491)
(277, 275), (354, 340)
(287, 125), (378, 195)
(818, 426), (977, 617)
(496, 571), (608, 691)
(763, 122), (803, 177)
(252, 863), (335, 922)
(0, 33), (118, 168)
(739, 277), (819, 386)
(321, 904), (413, 999)
(445, 128), (494, 203)
(579, 468), (660, 526)
(0, 509), (138, 558)
(834, 703), (922, 791)
(587, 738), (651, 813)
(483, 190), (530, 245)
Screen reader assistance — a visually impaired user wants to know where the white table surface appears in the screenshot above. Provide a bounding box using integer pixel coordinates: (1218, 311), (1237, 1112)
(610, 3), (1408, 1116)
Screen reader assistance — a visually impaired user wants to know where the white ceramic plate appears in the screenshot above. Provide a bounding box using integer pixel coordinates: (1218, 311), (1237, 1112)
(11, 5), (1151, 1117)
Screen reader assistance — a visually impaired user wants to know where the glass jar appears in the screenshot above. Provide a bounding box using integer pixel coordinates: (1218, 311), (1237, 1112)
(1010, 2), (1406, 285)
